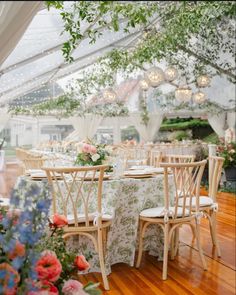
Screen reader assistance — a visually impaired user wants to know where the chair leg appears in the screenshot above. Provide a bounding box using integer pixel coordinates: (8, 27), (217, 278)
(209, 210), (221, 257)
(170, 226), (175, 260)
(195, 221), (207, 270)
(136, 219), (144, 268)
(174, 227), (180, 257)
(189, 222), (196, 241)
(162, 223), (169, 280)
(97, 229), (109, 290)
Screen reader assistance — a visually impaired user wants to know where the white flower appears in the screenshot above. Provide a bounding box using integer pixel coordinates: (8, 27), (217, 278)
(91, 153), (100, 162)
(105, 145), (113, 154)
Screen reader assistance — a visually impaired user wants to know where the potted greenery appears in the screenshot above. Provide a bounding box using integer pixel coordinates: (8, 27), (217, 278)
(217, 141), (236, 182)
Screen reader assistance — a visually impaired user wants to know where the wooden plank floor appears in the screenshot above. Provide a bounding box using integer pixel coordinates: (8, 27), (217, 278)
(1, 163), (235, 295)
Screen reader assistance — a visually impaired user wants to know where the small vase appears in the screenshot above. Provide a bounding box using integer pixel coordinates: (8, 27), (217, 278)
(224, 166), (236, 182)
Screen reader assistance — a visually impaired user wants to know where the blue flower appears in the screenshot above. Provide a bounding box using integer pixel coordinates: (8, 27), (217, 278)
(7, 273), (15, 288)
(12, 257), (25, 270)
(0, 270), (6, 279)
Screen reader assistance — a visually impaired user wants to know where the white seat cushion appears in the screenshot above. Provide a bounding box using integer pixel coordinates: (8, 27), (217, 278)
(178, 196), (214, 207)
(140, 206), (189, 218)
(66, 213), (113, 224)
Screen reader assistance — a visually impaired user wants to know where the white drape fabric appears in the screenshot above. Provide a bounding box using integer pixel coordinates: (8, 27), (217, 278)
(69, 114), (103, 141)
(208, 113), (226, 138)
(0, 1), (42, 65)
(226, 111), (236, 142)
(130, 112), (163, 142)
(0, 108), (10, 133)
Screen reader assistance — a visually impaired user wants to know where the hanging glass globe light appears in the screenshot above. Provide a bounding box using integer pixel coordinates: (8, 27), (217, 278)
(103, 88), (117, 102)
(175, 85), (192, 102)
(193, 91), (206, 103)
(197, 75), (210, 87)
(146, 66), (165, 87)
(139, 77), (149, 91)
(164, 67), (178, 82)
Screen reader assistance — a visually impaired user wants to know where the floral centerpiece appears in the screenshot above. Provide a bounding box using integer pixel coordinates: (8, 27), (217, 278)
(217, 141), (236, 182)
(75, 140), (111, 167)
(216, 141), (236, 168)
(0, 179), (101, 294)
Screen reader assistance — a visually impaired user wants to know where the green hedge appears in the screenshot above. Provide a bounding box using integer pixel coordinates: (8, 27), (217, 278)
(160, 118), (210, 131)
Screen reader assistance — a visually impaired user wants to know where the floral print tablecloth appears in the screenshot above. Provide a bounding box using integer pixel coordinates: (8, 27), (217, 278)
(14, 175), (174, 274)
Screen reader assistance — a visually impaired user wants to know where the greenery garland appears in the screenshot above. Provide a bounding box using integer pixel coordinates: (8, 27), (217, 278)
(9, 95), (129, 119)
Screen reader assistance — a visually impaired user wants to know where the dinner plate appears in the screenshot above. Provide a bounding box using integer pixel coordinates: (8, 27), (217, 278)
(124, 174), (153, 179)
(130, 165), (153, 170)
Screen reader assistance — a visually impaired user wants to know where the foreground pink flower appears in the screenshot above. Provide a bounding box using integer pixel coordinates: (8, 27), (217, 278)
(89, 145), (97, 154)
(0, 263), (20, 295)
(36, 253), (62, 282)
(74, 255), (90, 271)
(82, 143), (92, 153)
(52, 214), (68, 228)
(6, 209), (21, 225)
(28, 281), (59, 295)
(8, 240), (25, 260)
(62, 279), (87, 295)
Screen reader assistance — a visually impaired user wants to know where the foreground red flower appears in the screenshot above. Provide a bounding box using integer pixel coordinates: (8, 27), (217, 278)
(28, 281), (59, 295)
(36, 252), (62, 282)
(52, 214), (68, 228)
(0, 263), (20, 295)
(8, 240), (25, 260)
(74, 255), (90, 271)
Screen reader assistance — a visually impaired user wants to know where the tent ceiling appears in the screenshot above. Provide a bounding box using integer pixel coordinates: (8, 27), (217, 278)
(0, 2), (235, 110)
(0, 3), (148, 104)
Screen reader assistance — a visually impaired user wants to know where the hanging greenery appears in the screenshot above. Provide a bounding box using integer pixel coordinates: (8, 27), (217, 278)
(152, 90), (231, 115)
(46, 1), (235, 82)
(9, 94), (129, 119)
(44, 1), (236, 125)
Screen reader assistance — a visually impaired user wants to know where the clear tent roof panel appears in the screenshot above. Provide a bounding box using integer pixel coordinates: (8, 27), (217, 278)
(0, 8), (67, 69)
(0, 4), (146, 104)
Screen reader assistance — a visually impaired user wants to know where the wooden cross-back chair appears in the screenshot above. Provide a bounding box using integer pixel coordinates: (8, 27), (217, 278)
(161, 154), (195, 164)
(42, 165), (112, 290)
(149, 149), (162, 167)
(124, 148), (148, 169)
(22, 157), (46, 170)
(136, 160), (207, 280)
(189, 156), (224, 257)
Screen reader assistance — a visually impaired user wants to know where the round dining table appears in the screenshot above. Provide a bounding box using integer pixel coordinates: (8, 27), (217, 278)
(14, 173), (174, 275)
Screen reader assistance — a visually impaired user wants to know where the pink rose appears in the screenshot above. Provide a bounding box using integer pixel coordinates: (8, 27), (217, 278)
(62, 279), (87, 295)
(74, 255), (90, 271)
(35, 253), (62, 282)
(82, 143), (91, 153)
(89, 145), (97, 154)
